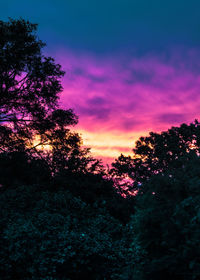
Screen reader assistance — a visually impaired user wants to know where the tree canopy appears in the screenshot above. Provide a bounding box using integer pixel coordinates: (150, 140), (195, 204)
(0, 18), (102, 176)
(111, 120), (200, 191)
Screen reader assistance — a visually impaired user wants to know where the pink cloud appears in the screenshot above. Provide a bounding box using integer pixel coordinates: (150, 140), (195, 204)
(51, 48), (200, 164)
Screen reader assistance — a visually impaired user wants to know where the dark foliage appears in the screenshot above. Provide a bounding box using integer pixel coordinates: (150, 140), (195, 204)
(0, 184), (135, 280)
(52, 170), (135, 224)
(131, 153), (200, 280)
(0, 151), (51, 187)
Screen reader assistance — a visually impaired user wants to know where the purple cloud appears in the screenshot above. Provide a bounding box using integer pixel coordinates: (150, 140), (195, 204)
(51, 48), (200, 163)
(158, 113), (187, 124)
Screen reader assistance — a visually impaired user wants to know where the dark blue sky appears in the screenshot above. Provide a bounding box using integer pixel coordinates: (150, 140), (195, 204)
(1, 0), (200, 54)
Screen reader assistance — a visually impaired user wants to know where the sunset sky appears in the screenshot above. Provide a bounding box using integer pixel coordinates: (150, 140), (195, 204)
(1, 0), (200, 164)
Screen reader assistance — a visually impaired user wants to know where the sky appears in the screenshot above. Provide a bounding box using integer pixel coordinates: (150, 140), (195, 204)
(1, 0), (200, 164)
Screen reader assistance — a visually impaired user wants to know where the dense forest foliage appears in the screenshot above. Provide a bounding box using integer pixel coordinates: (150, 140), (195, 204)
(1, 18), (200, 280)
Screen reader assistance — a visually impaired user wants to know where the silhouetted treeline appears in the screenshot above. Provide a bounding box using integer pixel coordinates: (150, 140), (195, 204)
(1, 18), (200, 280)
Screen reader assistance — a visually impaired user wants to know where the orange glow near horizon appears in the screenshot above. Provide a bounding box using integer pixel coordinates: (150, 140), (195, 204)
(73, 127), (150, 165)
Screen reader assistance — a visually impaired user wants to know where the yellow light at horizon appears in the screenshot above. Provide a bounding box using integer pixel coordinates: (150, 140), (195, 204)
(30, 135), (52, 151)
(73, 128), (149, 161)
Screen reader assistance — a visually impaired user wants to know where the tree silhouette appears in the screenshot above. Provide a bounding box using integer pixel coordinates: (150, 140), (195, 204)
(111, 120), (200, 190)
(0, 19), (78, 148)
(0, 18), (100, 176)
(111, 121), (200, 278)
(0, 18), (64, 149)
